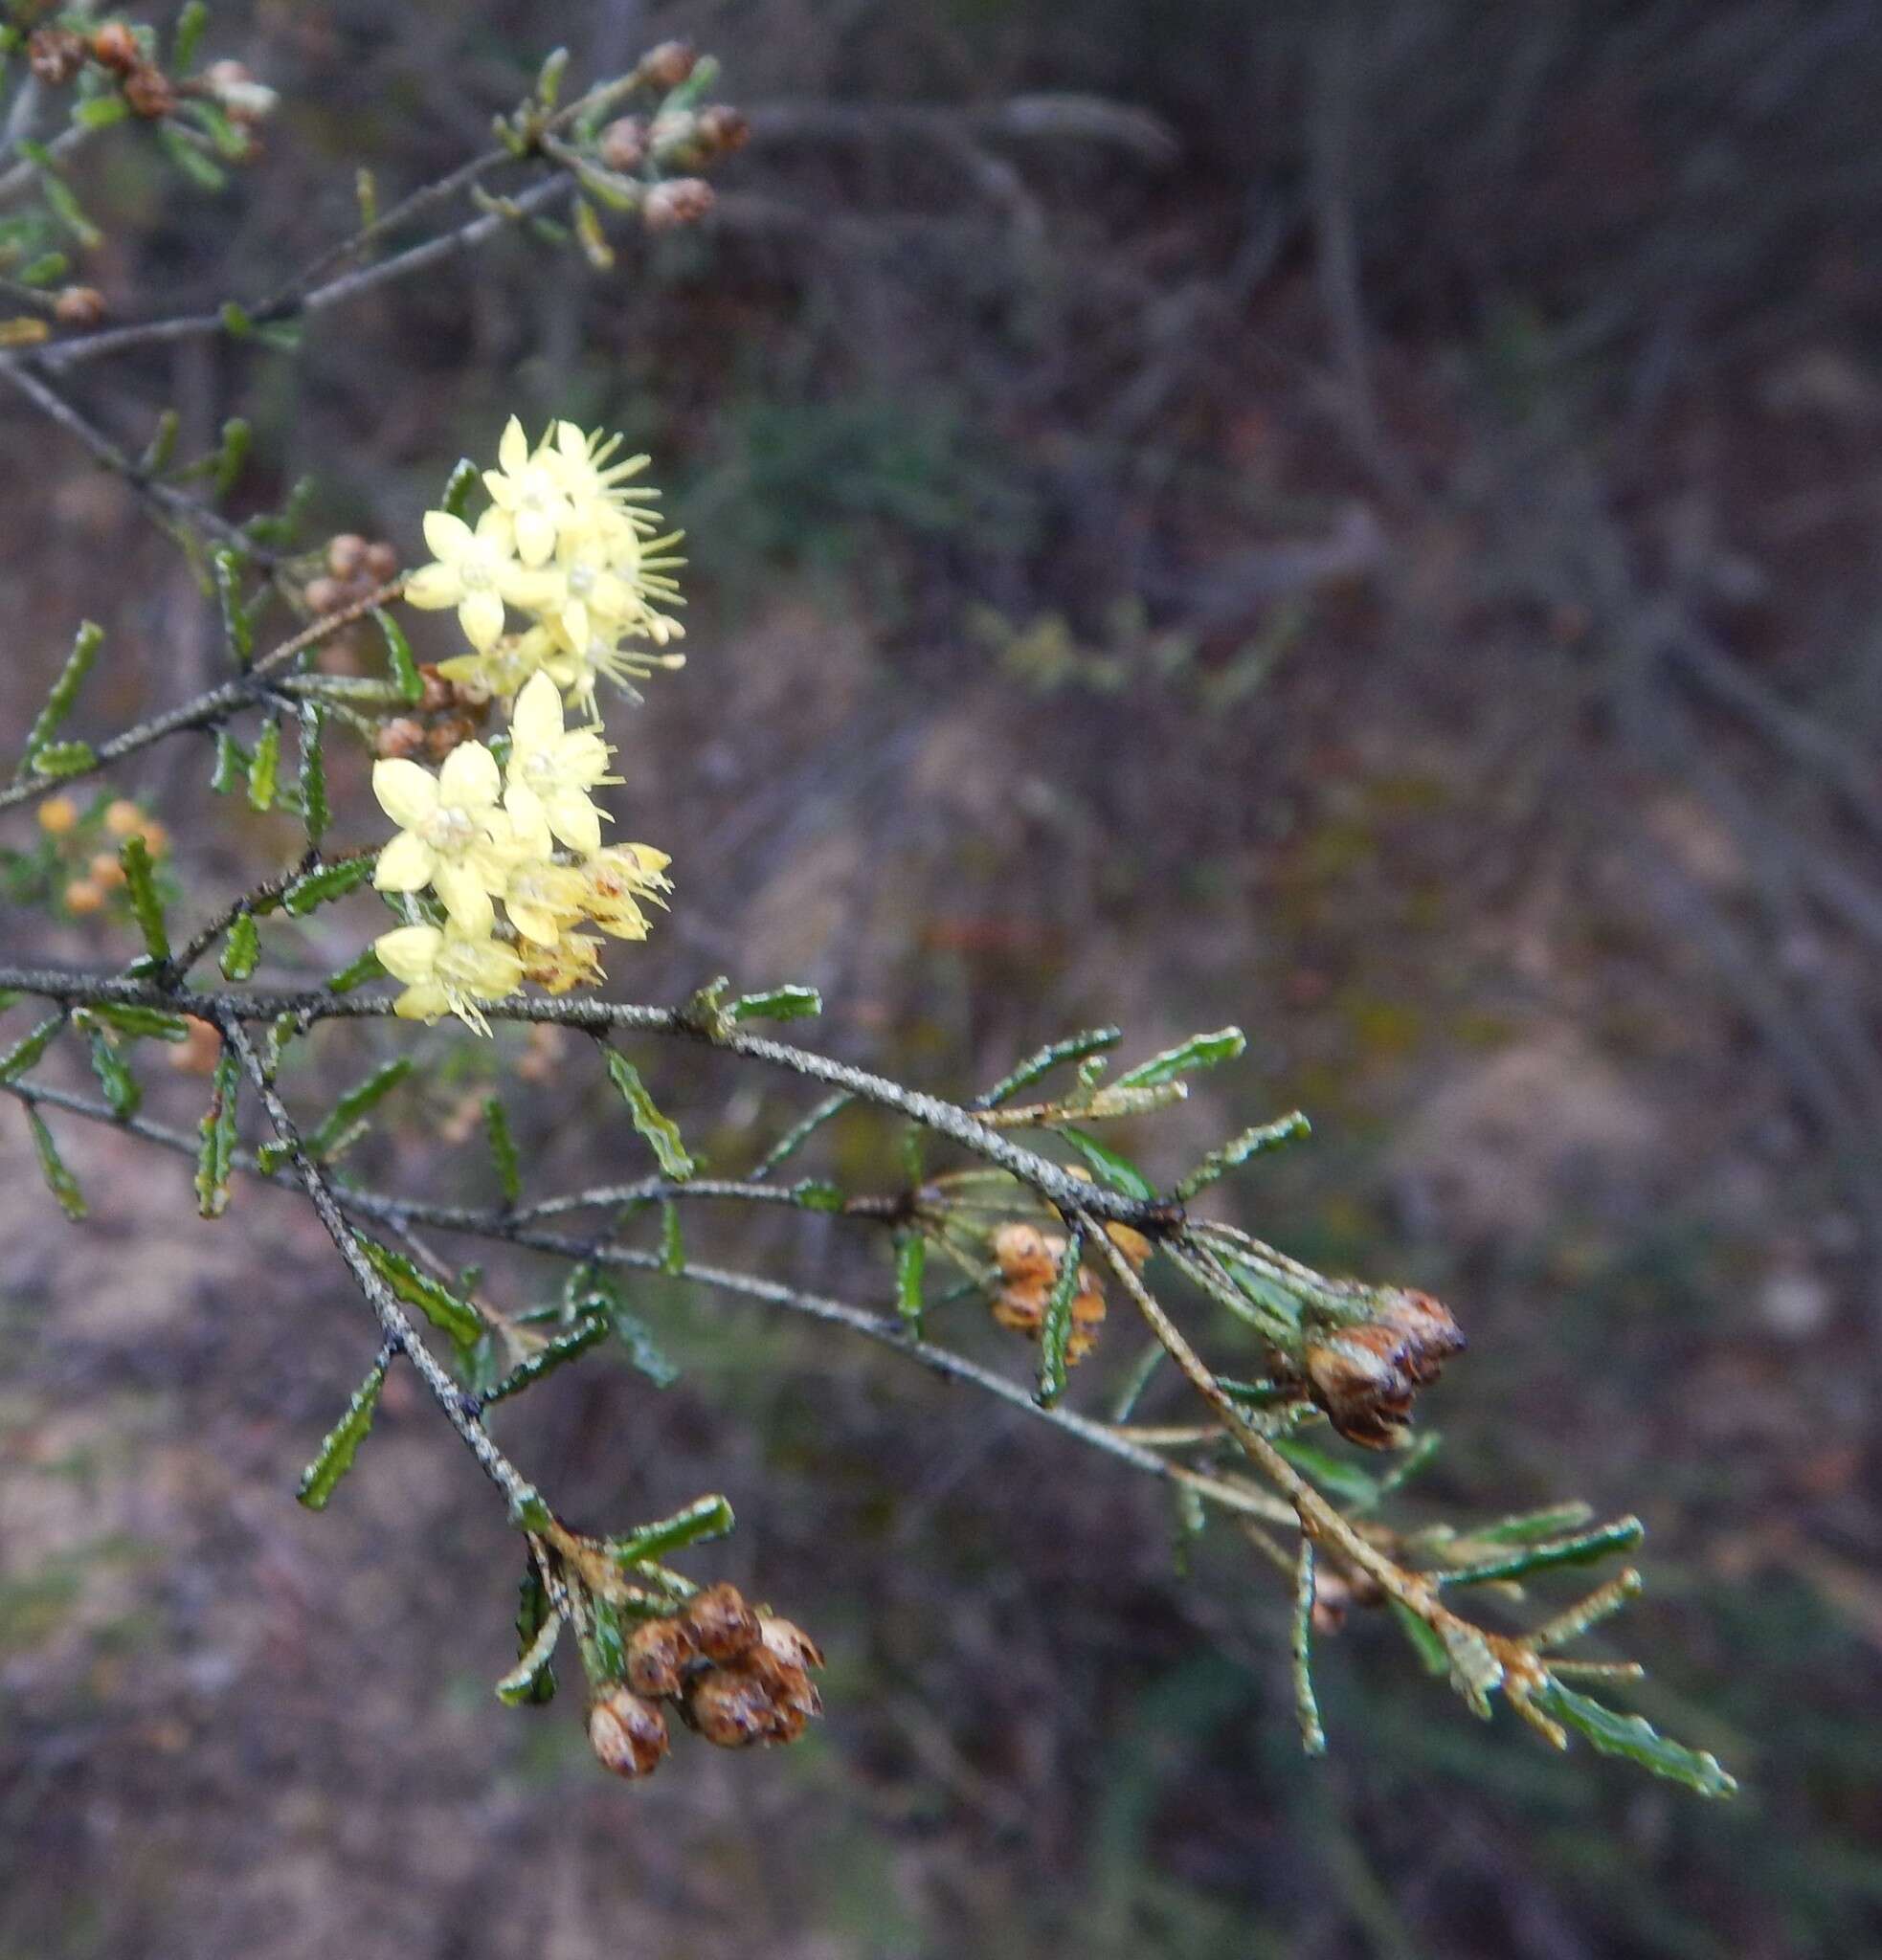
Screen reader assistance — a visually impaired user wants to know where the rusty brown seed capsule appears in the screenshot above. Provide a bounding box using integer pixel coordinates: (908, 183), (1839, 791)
(588, 1686), (669, 1778)
(373, 717), (428, 761)
(27, 28), (87, 86)
(598, 117), (648, 173)
(89, 21), (140, 73)
(639, 40), (697, 91)
(53, 286), (106, 328)
(625, 1615), (696, 1699)
(642, 178), (715, 232)
(123, 64), (175, 119)
(681, 1581), (761, 1662)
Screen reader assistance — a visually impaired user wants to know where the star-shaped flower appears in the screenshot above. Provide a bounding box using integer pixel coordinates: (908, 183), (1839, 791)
(503, 670), (618, 856)
(371, 742), (521, 936)
(373, 923), (524, 1035)
(404, 508), (554, 651)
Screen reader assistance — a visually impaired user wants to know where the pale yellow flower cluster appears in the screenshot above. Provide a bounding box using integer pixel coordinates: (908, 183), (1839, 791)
(367, 416), (683, 1032)
(409, 417), (686, 709)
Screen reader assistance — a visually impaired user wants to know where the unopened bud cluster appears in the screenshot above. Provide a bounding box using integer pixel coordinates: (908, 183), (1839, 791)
(986, 1219), (1152, 1365)
(36, 795), (168, 918)
(304, 532), (400, 618)
(1297, 1289), (1465, 1449)
(589, 1583), (824, 1779)
(28, 21), (277, 134)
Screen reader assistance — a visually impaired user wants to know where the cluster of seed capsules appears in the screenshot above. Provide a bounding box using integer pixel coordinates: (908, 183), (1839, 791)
(587, 1582), (824, 1779)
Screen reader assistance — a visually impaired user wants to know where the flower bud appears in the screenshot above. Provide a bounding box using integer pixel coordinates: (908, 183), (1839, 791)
(416, 663), (456, 715)
(374, 717), (428, 761)
(27, 28), (87, 86)
(304, 575), (347, 616)
(364, 540), (400, 584)
(683, 1653), (818, 1748)
(325, 533), (368, 580)
(1303, 1325), (1414, 1450)
(598, 117), (649, 173)
(696, 106), (750, 156)
(642, 179), (715, 232)
(638, 40), (697, 92)
(200, 58), (279, 123)
(1374, 1288), (1465, 1385)
(64, 879), (105, 915)
(102, 798), (145, 838)
(625, 1615), (696, 1698)
(168, 1016), (223, 1076)
(588, 1685), (669, 1778)
(37, 795), (78, 836)
(89, 22), (140, 74)
(757, 1614), (824, 1674)
(680, 1581), (760, 1662)
(123, 66), (176, 120)
(88, 852), (126, 889)
(425, 714), (481, 764)
(53, 286), (106, 328)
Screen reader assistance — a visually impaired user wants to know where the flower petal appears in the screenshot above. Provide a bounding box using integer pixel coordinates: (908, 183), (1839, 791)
(515, 505), (557, 568)
(466, 937), (525, 992)
(393, 980), (451, 1023)
(505, 897), (563, 947)
(503, 783), (553, 858)
(423, 509), (473, 562)
(402, 563), (460, 610)
(372, 758), (438, 830)
(438, 739), (501, 811)
(547, 790), (603, 856)
(433, 863), (496, 936)
(373, 924), (442, 984)
(499, 415), (529, 476)
(512, 670), (564, 749)
(372, 829), (437, 893)
(459, 589), (506, 652)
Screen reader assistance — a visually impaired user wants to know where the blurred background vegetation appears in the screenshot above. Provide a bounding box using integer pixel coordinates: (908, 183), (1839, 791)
(3, 1), (1881, 1953)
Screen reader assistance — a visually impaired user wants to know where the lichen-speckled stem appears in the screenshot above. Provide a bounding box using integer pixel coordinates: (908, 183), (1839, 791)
(0, 964), (1184, 1230)
(217, 1015), (538, 1514)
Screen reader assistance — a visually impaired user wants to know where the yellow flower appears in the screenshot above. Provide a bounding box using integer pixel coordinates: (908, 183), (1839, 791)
(503, 670), (617, 856)
(581, 842), (672, 940)
(482, 416), (577, 568)
(500, 854), (589, 947)
(404, 508), (553, 651)
(372, 742), (522, 936)
(543, 420), (664, 524)
(519, 928), (606, 994)
(373, 923), (524, 1035)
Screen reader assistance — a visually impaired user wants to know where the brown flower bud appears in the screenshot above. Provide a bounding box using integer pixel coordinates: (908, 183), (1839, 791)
(1104, 1222), (1154, 1270)
(681, 1581), (761, 1662)
(325, 533), (368, 580)
(89, 21), (140, 74)
(363, 540), (400, 584)
(638, 40), (697, 92)
(1303, 1325), (1414, 1450)
(37, 795), (78, 836)
(425, 714), (479, 763)
(696, 105), (750, 156)
(103, 798), (146, 838)
(63, 879), (105, 916)
(88, 852), (127, 889)
(416, 663), (456, 715)
(642, 178), (714, 232)
(683, 1656), (818, 1748)
(598, 116), (649, 173)
(27, 28), (87, 87)
(1375, 1288), (1465, 1385)
(123, 65), (176, 120)
(588, 1686), (669, 1778)
(989, 1223), (1107, 1363)
(625, 1615), (696, 1699)
(53, 286), (106, 328)
(168, 1016), (223, 1076)
(303, 576), (347, 617)
(757, 1614), (824, 1674)
(373, 717), (428, 761)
